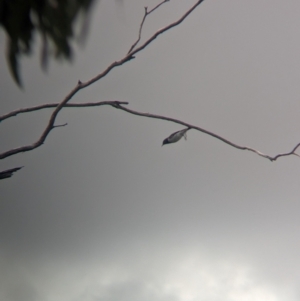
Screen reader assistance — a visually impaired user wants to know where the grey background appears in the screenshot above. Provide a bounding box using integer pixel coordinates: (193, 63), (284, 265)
(1, 0), (300, 300)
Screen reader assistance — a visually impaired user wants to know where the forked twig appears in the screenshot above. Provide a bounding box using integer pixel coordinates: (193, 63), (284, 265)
(127, 0), (170, 54)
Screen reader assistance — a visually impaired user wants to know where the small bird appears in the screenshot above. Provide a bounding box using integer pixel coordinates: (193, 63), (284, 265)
(162, 127), (191, 146)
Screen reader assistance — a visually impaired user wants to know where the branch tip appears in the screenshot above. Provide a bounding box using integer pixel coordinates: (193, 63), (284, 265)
(53, 123), (68, 128)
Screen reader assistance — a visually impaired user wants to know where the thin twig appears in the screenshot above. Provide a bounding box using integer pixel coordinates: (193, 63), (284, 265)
(127, 0), (170, 54)
(271, 143), (300, 161)
(53, 123), (68, 128)
(148, 0), (170, 14)
(127, 7), (148, 54)
(129, 0), (205, 58)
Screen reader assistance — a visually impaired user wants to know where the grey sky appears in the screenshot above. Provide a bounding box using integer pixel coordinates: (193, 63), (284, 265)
(1, 1), (300, 301)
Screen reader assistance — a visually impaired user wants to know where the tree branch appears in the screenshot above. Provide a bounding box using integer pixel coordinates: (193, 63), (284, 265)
(111, 103), (300, 162)
(2, 100), (300, 162)
(128, 0), (205, 57)
(0, 0), (204, 161)
(0, 101), (127, 159)
(127, 0), (170, 54)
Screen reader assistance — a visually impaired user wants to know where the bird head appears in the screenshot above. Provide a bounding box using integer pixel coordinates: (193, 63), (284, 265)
(162, 138), (169, 146)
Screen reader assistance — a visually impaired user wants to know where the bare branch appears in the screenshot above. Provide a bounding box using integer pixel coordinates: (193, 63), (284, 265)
(127, 0), (170, 54)
(112, 103), (300, 162)
(0, 0), (204, 160)
(129, 0), (205, 58)
(0, 101), (127, 159)
(0, 101), (129, 122)
(2, 99), (300, 162)
(0, 82), (82, 160)
(83, 0), (205, 89)
(271, 143), (300, 161)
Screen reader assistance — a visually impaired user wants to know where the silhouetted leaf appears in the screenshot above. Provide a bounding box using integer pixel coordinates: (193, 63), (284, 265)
(0, 0), (96, 87)
(0, 166), (23, 180)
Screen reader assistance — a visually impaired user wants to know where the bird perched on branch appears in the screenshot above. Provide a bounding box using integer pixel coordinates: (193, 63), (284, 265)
(162, 127), (191, 146)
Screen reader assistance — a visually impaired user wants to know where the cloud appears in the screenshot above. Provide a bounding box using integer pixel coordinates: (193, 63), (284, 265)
(1, 243), (285, 301)
(71, 250), (282, 301)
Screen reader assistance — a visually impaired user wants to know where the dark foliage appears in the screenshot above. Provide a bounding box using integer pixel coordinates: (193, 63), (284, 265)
(0, 0), (95, 87)
(0, 166), (23, 179)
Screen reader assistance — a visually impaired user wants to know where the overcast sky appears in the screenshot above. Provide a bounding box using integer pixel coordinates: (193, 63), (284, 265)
(1, 1), (300, 301)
